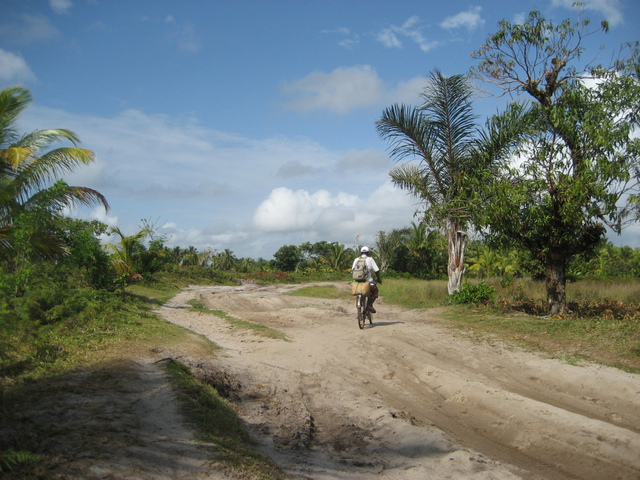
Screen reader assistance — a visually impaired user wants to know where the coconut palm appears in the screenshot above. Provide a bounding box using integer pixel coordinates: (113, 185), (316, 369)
(377, 70), (525, 294)
(103, 225), (153, 277)
(324, 242), (351, 272)
(215, 248), (236, 270)
(0, 86), (108, 261)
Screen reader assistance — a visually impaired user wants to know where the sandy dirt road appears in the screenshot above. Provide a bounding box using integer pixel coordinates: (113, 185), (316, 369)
(156, 283), (640, 480)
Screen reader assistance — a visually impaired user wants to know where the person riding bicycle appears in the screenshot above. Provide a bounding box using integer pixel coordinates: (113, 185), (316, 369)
(351, 246), (382, 313)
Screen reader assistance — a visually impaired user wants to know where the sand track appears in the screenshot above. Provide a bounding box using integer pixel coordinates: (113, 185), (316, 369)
(156, 283), (640, 480)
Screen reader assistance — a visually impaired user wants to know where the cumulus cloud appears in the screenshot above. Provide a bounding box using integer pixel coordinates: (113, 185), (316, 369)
(253, 187), (358, 232)
(252, 184), (416, 247)
(376, 16), (439, 53)
(440, 6), (485, 31)
(551, 0), (623, 27)
(282, 65), (385, 114)
(0, 49), (36, 82)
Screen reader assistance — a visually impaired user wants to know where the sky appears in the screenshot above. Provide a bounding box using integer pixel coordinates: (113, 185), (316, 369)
(2, 0), (639, 259)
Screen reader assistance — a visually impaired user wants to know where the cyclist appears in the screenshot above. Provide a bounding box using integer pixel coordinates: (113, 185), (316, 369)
(351, 246), (382, 313)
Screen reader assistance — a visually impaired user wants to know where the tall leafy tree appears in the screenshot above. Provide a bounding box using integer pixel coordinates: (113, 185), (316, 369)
(377, 70), (522, 293)
(470, 9), (640, 313)
(0, 86), (108, 261)
(273, 244), (302, 272)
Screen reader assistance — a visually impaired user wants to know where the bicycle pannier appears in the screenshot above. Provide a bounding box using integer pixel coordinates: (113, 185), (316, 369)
(351, 281), (371, 296)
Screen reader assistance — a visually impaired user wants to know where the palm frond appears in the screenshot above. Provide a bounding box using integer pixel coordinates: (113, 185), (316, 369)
(0, 87), (31, 145)
(23, 181), (109, 214)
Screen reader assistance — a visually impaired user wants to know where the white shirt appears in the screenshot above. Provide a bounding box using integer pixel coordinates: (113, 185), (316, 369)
(351, 254), (379, 283)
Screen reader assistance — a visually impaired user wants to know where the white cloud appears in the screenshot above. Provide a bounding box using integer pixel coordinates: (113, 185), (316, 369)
(252, 183), (416, 250)
(0, 49), (36, 82)
(49, 0), (72, 14)
(512, 13), (527, 25)
(391, 76), (427, 105)
(88, 205), (118, 226)
(376, 29), (402, 49)
(282, 67), (428, 114)
(376, 16), (439, 53)
(282, 65), (385, 114)
(551, 0), (623, 27)
(440, 6), (485, 31)
(253, 187), (358, 232)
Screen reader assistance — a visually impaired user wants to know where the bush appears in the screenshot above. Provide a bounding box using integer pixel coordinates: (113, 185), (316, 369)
(451, 281), (496, 305)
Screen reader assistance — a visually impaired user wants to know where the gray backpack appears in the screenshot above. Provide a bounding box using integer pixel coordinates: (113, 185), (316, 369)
(352, 257), (368, 281)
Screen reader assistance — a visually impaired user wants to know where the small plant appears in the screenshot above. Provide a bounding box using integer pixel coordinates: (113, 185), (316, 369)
(0, 449), (40, 472)
(451, 281), (496, 305)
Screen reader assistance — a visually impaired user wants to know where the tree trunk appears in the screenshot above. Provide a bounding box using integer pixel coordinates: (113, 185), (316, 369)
(447, 228), (467, 295)
(545, 252), (568, 315)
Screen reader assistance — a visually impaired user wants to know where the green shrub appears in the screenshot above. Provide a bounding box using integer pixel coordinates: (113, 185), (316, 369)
(451, 281), (496, 305)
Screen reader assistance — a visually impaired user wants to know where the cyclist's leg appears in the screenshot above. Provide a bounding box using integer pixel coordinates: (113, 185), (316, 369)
(368, 283), (378, 312)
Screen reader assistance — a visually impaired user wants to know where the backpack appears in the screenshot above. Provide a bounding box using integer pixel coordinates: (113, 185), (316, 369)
(352, 257), (368, 281)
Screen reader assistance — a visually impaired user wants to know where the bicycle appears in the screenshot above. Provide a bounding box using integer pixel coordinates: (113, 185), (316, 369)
(356, 289), (373, 329)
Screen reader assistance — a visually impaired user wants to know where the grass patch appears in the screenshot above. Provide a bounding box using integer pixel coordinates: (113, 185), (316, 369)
(436, 304), (640, 373)
(126, 281), (182, 305)
(164, 360), (286, 479)
(379, 277), (640, 373)
(186, 299), (289, 341)
(380, 278), (450, 308)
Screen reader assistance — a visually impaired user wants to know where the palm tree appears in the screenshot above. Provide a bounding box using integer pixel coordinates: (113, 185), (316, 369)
(375, 229), (403, 271)
(377, 70), (526, 293)
(103, 225), (153, 278)
(377, 70), (478, 293)
(324, 242), (351, 272)
(467, 245), (501, 279)
(215, 249), (236, 270)
(0, 86), (108, 261)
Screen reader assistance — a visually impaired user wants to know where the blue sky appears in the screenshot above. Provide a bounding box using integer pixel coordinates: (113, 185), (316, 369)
(2, 0), (639, 259)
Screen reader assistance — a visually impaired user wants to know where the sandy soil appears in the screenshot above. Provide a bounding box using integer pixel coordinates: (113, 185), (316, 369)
(156, 282), (640, 480)
(12, 282), (639, 479)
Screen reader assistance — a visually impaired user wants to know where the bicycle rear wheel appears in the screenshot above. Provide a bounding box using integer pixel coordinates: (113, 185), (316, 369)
(357, 296), (366, 329)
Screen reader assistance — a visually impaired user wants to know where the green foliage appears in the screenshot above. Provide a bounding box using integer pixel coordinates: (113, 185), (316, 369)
(450, 282), (496, 305)
(273, 244), (303, 271)
(0, 449), (40, 472)
(470, 9), (640, 314)
(0, 87), (108, 262)
(376, 224), (447, 279)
